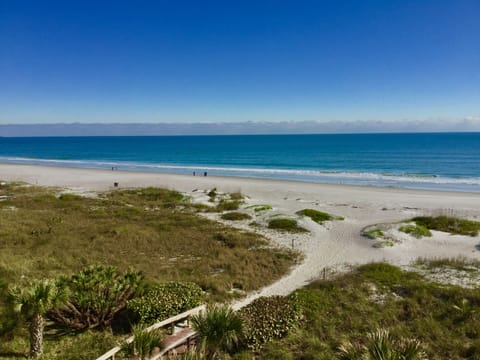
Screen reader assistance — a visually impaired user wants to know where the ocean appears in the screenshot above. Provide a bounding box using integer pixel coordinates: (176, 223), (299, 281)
(1, 133), (479, 192)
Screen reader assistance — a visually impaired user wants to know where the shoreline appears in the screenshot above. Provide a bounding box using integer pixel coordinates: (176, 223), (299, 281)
(1, 156), (479, 194)
(1, 162), (480, 198)
(2, 163), (480, 307)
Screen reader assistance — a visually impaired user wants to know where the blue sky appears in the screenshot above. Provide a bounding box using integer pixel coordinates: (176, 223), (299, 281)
(0, 0), (479, 124)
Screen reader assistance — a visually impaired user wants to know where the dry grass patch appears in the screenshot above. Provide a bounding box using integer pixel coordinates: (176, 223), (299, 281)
(0, 183), (297, 301)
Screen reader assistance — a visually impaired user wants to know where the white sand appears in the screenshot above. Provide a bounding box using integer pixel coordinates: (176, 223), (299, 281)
(1, 164), (480, 308)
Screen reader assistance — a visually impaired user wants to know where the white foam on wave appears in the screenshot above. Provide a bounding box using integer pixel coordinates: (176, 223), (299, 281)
(2, 156), (480, 190)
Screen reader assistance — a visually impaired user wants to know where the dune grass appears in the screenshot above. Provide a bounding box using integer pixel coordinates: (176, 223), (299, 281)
(0, 183), (296, 299)
(258, 262), (480, 359)
(363, 228), (384, 239)
(246, 204), (273, 212)
(268, 218), (308, 233)
(221, 212), (252, 221)
(296, 208), (344, 224)
(413, 216), (480, 237)
(399, 224), (432, 238)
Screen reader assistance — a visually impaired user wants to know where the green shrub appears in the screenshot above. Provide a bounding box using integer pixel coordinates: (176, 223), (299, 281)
(127, 282), (203, 324)
(399, 224), (432, 238)
(413, 216), (480, 236)
(221, 212), (252, 221)
(268, 219), (308, 233)
(121, 324), (163, 359)
(238, 295), (301, 351)
(207, 188), (217, 202)
(296, 209), (343, 224)
(192, 305), (243, 357)
(363, 228), (384, 239)
(246, 204), (273, 212)
(229, 192), (244, 201)
(49, 265), (143, 330)
(216, 201), (241, 212)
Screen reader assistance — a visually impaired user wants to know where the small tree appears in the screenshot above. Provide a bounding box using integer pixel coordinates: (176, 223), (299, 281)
(10, 279), (67, 358)
(191, 305), (243, 359)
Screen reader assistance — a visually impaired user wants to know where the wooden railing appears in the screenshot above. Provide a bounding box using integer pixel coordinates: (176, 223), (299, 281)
(96, 305), (206, 360)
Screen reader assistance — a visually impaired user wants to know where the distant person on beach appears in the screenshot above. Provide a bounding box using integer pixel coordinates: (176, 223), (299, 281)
(204, 172), (207, 177)
(193, 171), (196, 176)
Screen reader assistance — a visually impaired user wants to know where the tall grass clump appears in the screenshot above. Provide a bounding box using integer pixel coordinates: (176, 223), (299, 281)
(191, 305), (243, 358)
(268, 218), (308, 233)
(399, 224), (432, 239)
(121, 325), (163, 360)
(363, 228), (384, 239)
(221, 212), (252, 221)
(413, 216), (480, 236)
(296, 209), (344, 224)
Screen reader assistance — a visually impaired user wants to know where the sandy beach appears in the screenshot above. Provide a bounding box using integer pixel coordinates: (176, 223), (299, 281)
(2, 163), (480, 307)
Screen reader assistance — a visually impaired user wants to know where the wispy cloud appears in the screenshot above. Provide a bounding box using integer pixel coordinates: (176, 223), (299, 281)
(1, 118), (479, 137)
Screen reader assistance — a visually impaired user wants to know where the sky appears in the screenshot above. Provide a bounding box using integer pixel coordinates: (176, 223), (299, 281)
(0, 0), (479, 125)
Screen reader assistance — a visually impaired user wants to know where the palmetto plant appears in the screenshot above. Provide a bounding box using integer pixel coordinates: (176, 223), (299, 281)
(191, 305), (243, 359)
(121, 324), (163, 360)
(338, 329), (426, 360)
(10, 279), (68, 358)
(48, 265), (143, 330)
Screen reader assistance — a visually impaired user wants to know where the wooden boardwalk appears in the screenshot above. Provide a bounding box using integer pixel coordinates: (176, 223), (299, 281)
(96, 305), (205, 360)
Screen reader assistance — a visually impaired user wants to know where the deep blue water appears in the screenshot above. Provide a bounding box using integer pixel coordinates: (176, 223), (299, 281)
(1, 133), (480, 192)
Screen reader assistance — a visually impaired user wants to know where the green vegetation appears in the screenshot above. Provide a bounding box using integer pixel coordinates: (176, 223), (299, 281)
(0, 183), (295, 298)
(338, 328), (426, 360)
(256, 262), (480, 359)
(238, 295), (301, 352)
(363, 228), (384, 239)
(0, 182), (297, 358)
(229, 192), (244, 201)
(49, 265), (143, 330)
(127, 282), (203, 324)
(191, 305), (243, 358)
(216, 200), (242, 212)
(399, 224), (432, 239)
(9, 280), (67, 358)
(268, 218), (308, 233)
(246, 204), (273, 212)
(221, 212), (252, 221)
(413, 216), (480, 236)
(121, 324), (163, 359)
(415, 257), (480, 272)
(296, 208), (344, 224)
(207, 188), (217, 202)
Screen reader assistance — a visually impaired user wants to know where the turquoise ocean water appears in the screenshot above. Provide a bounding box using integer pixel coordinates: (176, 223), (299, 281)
(1, 133), (479, 192)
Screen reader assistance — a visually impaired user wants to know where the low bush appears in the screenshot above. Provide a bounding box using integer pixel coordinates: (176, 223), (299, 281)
(221, 212), (252, 221)
(238, 295), (301, 351)
(296, 209), (343, 224)
(216, 201), (242, 212)
(121, 324), (163, 359)
(207, 188), (217, 202)
(229, 192), (244, 201)
(399, 224), (432, 238)
(127, 282), (203, 324)
(268, 219), (308, 233)
(246, 204), (273, 212)
(413, 216), (480, 236)
(49, 265), (143, 330)
(363, 228), (384, 239)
